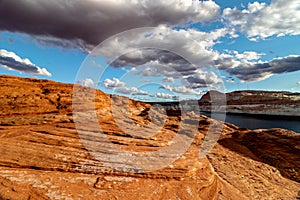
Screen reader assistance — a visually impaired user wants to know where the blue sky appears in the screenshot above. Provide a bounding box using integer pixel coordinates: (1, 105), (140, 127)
(0, 0), (299, 101)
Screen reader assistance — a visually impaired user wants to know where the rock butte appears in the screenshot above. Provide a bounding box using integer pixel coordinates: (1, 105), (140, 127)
(0, 75), (299, 200)
(198, 90), (300, 116)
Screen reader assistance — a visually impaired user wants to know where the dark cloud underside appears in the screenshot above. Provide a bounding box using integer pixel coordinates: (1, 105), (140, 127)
(0, 0), (220, 48)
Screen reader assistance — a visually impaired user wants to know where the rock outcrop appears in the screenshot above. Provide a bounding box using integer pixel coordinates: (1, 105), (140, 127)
(0, 75), (299, 200)
(199, 90), (300, 116)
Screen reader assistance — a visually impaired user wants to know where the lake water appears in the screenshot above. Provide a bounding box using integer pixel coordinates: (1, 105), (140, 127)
(201, 112), (300, 133)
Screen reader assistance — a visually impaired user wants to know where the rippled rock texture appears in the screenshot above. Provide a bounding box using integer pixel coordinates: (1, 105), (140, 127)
(0, 75), (299, 200)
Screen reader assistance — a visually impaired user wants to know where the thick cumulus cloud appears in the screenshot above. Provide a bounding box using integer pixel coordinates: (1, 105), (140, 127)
(0, 0), (220, 49)
(111, 48), (202, 78)
(0, 49), (51, 77)
(223, 0), (300, 40)
(186, 70), (223, 88)
(103, 78), (125, 89)
(99, 27), (227, 90)
(102, 26), (300, 86)
(96, 26), (227, 65)
(215, 52), (300, 82)
(227, 55), (300, 82)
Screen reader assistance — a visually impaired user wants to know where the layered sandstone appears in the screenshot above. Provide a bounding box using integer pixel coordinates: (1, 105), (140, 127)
(0, 75), (299, 200)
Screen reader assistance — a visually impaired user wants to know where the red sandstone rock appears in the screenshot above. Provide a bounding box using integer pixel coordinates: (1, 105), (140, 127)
(0, 75), (299, 200)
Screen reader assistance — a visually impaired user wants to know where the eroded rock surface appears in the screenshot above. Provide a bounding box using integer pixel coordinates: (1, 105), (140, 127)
(0, 75), (299, 200)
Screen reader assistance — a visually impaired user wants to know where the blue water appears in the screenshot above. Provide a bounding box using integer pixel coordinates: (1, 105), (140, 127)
(201, 112), (300, 133)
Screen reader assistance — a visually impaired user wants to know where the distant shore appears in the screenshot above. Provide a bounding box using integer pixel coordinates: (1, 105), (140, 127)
(201, 111), (300, 121)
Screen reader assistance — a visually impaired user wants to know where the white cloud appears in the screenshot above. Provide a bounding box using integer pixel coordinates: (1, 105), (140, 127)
(103, 78), (125, 89)
(232, 51), (264, 61)
(156, 92), (174, 99)
(297, 82), (300, 85)
(78, 78), (95, 87)
(103, 77), (148, 95)
(114, 86), (149, 95)
(185, 70), (223, 88)
(161, 85), (201, 95)
(37, 68), (52, 77)
(223, 0), (300, 40)
(0, 49), (51, 77)
(99, 26), (227, 65)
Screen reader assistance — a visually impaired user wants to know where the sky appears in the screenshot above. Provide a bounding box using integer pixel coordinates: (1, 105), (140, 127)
(0, 0), (300, 101)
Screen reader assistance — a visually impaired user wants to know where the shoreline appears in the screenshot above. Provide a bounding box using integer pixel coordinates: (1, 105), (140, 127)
(200, 111), (300, 121)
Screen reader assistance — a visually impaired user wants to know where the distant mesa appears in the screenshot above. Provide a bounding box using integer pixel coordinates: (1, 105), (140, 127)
(199, 90), (300, 116)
